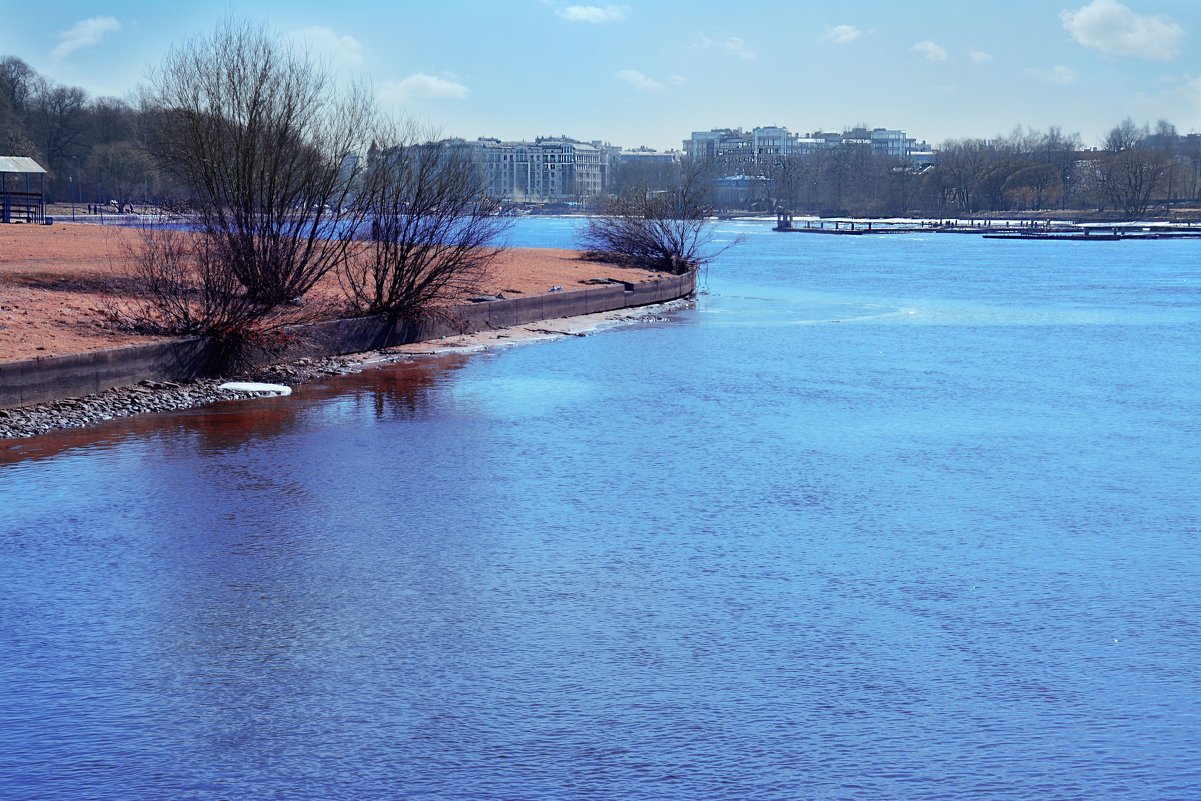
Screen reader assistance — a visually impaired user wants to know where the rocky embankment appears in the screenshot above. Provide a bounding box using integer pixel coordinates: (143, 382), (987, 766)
(0, 356), (361, 440)
(1, 301), (691, 441)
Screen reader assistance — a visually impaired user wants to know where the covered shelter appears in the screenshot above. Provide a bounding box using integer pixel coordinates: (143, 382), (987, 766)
(0, 156), (47, 224)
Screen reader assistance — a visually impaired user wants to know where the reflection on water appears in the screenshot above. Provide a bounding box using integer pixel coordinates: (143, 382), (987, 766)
(0, 355), (471, 466)
(1, 222), (1199, 800)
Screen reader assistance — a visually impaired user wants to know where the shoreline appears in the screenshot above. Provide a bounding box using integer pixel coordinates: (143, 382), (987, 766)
(1, 271), (694, 409)
(1, 221), (696, 439)
(0, 300), (689, 441)
(0, 222), (665, 363)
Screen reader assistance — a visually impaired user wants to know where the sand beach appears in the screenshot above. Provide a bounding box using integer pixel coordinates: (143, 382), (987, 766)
(0, 221), (660, 363)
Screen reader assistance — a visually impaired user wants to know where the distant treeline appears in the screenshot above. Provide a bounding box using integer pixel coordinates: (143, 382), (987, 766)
(2, 51), (1198, 219)
(0, 55), (177, 211)
(693, 121), (1201, 218)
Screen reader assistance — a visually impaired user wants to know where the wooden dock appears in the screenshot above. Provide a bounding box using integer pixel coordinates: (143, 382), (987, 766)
(772, 211), (1201, 241)
(771, 210), (1050, 236)
(983, 227), (1201, 241)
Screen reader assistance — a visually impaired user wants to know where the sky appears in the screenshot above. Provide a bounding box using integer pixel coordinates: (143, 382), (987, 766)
(2, 0), (1199, 150)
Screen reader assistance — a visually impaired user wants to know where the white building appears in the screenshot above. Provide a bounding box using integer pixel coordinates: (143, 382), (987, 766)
(617, 146), (681, 166)
(685, 127), (805, 163)
(683, 128), (753, 162)
(455, 137), (606, 203)
(869, 128), (915, 159)
(751, 126), (797, 162)
(687, 125), (923, 164)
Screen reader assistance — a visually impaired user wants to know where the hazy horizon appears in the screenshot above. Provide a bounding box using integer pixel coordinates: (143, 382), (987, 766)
(3, 0), (1200, 150)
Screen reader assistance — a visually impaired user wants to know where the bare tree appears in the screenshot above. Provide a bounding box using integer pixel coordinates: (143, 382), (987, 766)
(87, 97), (138, 146)
(27, 82), (89, 193)
(1035, 127), (1083, 208)
(0, 57), (37, 155)
(115, 226), (273, 337)
(341, 125), (512, 318)
(608, 154), (681, 197)
(1098, 119), (1168, 217)
(111, 218), (344, 370)
(1099, 150), (1168, 216)
(938, 139), (990, 213)
(0, 56), (38, 116)
(976, 158), (1025, 210)
(1105, 118), (1144, 153)
(1002, 164), (1062, 210)
(143, 19), (374, 306)
(579, 158), (737, 274)
(87, 142), (154, 213)
(881, 164), (922, 216)
(765, 154), (806, 211)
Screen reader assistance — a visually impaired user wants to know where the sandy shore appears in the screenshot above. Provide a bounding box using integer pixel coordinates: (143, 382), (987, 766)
(0, 221), (658, 363)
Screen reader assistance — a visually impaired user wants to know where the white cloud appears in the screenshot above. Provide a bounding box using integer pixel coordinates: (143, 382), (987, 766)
(724, 37), (757, 60)
(692, 34), (756, 60)
(824, 25), (862, 44)
(1060, 0), (1184, 60)
(1181, 76), (1201, 103)
(52, 16), (121, 59)
(1137, 74), (1201, 121)
(1148, 72), (1194, 93)
(381, 73), (469, 102)
(288, 26), (365, 70)
(1025, 65), (1078, 84)
(670, 74), (685, 85)
(557, 5), (628, 23)
(910, 40), (949, 61)
(617, 69), (664, 93)
(969, 50), (994, 63)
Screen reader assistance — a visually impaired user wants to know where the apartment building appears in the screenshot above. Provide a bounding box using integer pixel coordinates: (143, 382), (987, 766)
(685, 125), (923, 165)
(683, 127), (796, 164)
(451, 137), (606, 203)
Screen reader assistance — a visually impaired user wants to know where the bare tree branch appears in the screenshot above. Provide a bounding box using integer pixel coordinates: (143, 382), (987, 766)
(341, 122), (512, 318)
(579, 159), (739, 273)
(143, 18), (374, 306)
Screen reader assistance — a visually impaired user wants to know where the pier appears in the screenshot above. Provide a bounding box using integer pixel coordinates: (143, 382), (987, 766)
(772, 209), (1047, 235)
(773, 210), (1201, 240)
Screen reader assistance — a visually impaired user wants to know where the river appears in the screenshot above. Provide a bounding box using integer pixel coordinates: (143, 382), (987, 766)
(1, 217), (1198, 800)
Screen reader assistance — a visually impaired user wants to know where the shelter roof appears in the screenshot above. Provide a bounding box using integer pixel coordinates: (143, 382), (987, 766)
(0, 156), (47, 174)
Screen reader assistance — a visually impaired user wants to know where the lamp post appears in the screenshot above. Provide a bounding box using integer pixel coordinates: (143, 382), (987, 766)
(69, 155), (78, 221)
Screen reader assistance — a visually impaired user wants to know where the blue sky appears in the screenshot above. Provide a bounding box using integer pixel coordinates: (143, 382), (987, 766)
(2, 0), (1199, 149)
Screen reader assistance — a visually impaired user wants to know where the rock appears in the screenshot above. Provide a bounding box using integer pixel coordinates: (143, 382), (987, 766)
(2, 353), (375, 439)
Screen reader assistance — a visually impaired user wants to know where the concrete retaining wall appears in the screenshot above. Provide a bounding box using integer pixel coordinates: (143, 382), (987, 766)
(0, 271), (694, 408)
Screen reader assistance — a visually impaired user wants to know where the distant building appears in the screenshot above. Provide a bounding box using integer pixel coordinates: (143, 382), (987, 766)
(606, 147), (682, 194)
(686, 125), (925, 166)
(444, 136), (608, 203)
(683, 127), (800, 164)
(616, 146), (681, 167)
(868, 128), (912, 159)
(683, 128), (753, 162)
(801, 127), (918, 160)
(751, 126), (795, 161)
(909, 144), (937, 170)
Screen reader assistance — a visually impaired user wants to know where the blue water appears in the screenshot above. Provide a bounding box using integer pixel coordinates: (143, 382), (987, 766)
(1, 219), (1198, 800)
